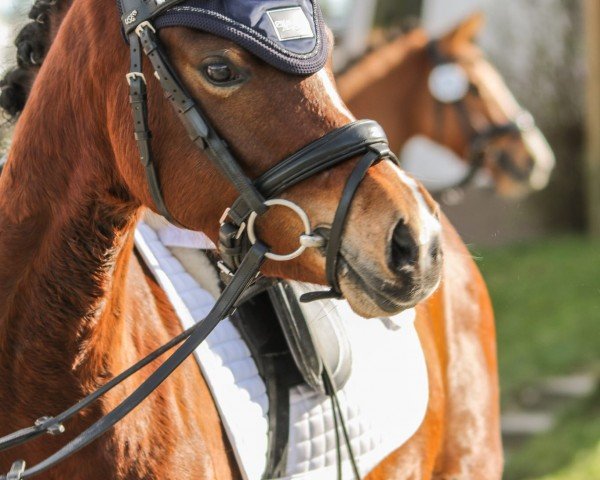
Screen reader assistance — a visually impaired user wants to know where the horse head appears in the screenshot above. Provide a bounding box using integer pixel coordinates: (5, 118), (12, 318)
(338, 13), (555, 199)
(6, 0), (442, 318)
(421, 14), (555, 197)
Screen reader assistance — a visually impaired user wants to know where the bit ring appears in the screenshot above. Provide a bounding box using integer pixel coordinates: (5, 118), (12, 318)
(247, 199), (317, 262)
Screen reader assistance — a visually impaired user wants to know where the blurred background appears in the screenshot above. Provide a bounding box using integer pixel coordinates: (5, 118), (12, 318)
(1, 1), (598, 478)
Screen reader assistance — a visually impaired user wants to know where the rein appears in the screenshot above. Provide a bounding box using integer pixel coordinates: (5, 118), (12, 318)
(426, 40), (536, 203)
(0, 1), (398, 478)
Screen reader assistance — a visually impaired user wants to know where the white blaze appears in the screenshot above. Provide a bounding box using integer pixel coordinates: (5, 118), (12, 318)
(472, 60), (556, 190)
(390, 165), (441, 272)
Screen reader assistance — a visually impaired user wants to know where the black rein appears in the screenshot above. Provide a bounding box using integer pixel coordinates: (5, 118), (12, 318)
(0, 1), (400, 478)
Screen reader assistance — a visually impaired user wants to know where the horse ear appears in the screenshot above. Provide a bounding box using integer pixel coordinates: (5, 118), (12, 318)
(441, 12), (485, 47)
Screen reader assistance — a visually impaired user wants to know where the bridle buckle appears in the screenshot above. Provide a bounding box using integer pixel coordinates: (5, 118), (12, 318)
(216, 261), (234, 278)
(135, 20), (156, 37)
(35, 416), (65, 436)
(219, 208), (247, 240)
(126, 72), (146, 86)
(5, 460), (26, 480)
(219, 208), (231, 226)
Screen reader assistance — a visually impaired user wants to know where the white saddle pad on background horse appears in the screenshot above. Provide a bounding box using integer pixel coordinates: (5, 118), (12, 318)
(135, 222), (429, 480)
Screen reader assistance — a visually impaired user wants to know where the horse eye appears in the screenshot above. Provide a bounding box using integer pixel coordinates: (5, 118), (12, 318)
(203, 62), (239, 85)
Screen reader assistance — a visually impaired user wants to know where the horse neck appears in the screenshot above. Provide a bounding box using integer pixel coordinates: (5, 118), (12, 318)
(338, 30), (430, 152)
(0, 2), (139, 409)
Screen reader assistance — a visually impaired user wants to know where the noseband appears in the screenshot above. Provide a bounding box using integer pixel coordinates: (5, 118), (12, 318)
(0, 1), (397, 478)
(426, 40), (536, 202)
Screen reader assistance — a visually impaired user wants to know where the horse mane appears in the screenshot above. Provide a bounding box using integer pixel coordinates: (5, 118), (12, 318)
(337, 27), (428, 102)
(0, 0), (73, 118)
(0, 5), (421, 119)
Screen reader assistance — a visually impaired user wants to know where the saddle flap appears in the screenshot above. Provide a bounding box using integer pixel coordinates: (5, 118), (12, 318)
(268, 281), (352, 394)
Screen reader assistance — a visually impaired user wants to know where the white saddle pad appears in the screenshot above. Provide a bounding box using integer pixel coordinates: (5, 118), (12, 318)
(135, 222), (429, 480)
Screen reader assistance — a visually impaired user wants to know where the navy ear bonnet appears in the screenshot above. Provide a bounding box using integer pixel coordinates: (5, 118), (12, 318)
(150, 0), (329, 75)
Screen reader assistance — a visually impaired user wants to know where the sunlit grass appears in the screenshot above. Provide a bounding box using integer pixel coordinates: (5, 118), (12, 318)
(474, 236), (599, 479)
(508, 389), (600, 480)
(475, 236), (600, 405)
(534, 443), (600, 480)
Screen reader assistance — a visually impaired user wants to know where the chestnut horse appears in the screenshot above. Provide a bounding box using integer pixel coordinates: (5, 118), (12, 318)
(0, 1), (501, 479)
(0, 7), (554, 199)
(338, 14), (556, 199)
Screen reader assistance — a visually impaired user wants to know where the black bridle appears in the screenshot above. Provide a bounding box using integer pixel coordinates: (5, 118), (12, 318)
(426, 40), (536, 203)
(0, 1), (398, 478)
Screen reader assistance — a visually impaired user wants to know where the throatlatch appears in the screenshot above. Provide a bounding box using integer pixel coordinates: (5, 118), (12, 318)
(0, 1), (399, 478)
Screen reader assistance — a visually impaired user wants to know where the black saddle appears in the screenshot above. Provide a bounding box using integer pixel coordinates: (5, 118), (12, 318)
(232, 278), (353, 478)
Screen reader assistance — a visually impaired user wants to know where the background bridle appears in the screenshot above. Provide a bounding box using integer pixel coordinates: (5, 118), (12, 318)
(426, 40), (537, 203)
(0, 0), (398, 478)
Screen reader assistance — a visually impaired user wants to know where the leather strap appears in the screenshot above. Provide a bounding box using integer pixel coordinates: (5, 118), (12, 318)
(427, 40), (525, 196)
(221, 122), (397, 273)
(322, 366), (361, 480)
(136, 26), (267, 216)
(120, 0), (187, 35)
(326, 148), (383, 294)
(228, 120), (388, 225)
(128, 32), (182, 225)
(0, 322), (197, 453)
(127, 23), (266, 227)
(1, 243), (267, 480)
(301, 144), (393, 302)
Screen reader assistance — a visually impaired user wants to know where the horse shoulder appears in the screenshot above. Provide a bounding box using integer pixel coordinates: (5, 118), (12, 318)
(104, 256), (242, 480)
(432, 217), (503, 478)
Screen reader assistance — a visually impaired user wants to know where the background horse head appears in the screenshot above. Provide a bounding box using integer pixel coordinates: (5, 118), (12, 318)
(338, 14), (556, 199)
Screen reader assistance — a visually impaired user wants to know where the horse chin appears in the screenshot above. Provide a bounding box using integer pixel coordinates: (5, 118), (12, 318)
(341, 285), (408, 319)
(337, 261), (430, 319)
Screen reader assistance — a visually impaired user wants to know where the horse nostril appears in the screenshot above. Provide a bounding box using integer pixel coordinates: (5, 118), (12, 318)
(390, 220), (419, 271)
